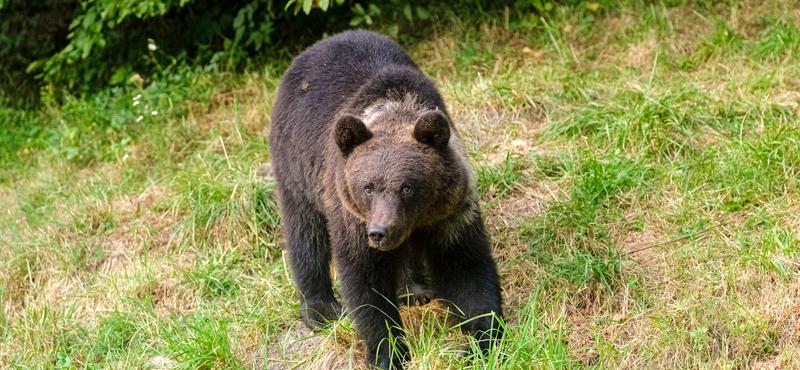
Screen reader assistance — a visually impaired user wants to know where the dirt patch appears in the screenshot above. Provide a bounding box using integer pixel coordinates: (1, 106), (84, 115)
(132, 273), (196, 320)
(564, 287), (653, 367)
(486, 183), (558, 230)
(499, 259), (542, 317)
(36, 274), (82, 312)
(112, 185), (167, 216)
(89, 185), (177, 273)
(751, 356), (784, 370)
(265, 301), (470, 370)
(620, 228), (664, 266)
(781, 302), (800, 345)
(771, 91), (800, 109)
(743, 283), (800, 369)
(147, 356), (177, 370)
(486, 182), (561, 315)
(449, 93), (550, 159)
(566, 309), (598, 365)
(75, 163), (124, 190)
(91, 230), (142, 273)
(265, 323), (361, 370)
(671, 7), (710, 55)
(623, 35), (658, 72)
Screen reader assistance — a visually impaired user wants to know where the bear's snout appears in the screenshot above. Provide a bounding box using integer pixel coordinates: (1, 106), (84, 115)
(366, 197), (408, 251)
(368, 225), (386, 243)
(367, 223), (402, 251)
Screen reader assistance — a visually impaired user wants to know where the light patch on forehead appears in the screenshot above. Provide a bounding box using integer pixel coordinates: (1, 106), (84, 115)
(358, 91), (473, 177)
(360, 93), (439, 128)
(359, 92), (472, 180)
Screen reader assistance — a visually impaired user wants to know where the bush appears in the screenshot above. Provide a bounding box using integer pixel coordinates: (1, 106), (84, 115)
(0, 0), (606, 107)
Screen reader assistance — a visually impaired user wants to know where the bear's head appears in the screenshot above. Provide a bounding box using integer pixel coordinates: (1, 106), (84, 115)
(333, 109), (471, 251)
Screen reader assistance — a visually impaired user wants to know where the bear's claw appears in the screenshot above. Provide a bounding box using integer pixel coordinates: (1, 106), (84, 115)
(398, 281), (435, 306)
(300, 299), (343, 329)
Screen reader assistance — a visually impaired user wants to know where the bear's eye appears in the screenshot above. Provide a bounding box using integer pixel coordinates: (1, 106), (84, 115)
(364, 185), (373, 196)
(400, 185), (413, 195)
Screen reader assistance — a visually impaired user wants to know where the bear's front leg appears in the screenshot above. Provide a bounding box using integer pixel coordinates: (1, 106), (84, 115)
(331, 224), (408, 369)
(426, 218), (504, 355)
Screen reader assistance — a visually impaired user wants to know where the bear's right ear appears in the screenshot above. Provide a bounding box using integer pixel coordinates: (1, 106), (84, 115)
(334, 114), (372, 155)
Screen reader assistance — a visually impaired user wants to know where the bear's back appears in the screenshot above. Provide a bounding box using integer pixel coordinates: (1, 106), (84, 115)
(272, 31), (417, 134)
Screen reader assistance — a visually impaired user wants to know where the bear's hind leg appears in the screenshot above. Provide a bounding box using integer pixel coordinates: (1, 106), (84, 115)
(277, 188), (342, 328)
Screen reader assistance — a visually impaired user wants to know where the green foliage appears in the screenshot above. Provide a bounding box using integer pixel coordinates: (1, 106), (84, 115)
(185, 254), (242, 298)
(0, 285), (6, 339)
(0, 0), (446, 102)
(682, 106), (799, 212)
(2, 0), (301, 101)
(1, 66), (213, 178)
(752, 19), (800, 60)
(286, 0), (344, 14)
(515, 0), (614, 13)
(465, 296), (575, 368)
(26, 0), (190, 89)
(250, 181), (283, 254)
(3, 0), (608, 104)
(165, 316), (240, 369)
(549, 86), (758, 159)
(91, 312), (139, 361)
(693, 19), (745, 62)
(349, 1), (434, 38)
(530, 152), (571, 179)
(522, 155), (650, 252)
(735, 219), (799, 279)
(550, 247), (622, 291)
(0, 108), (44, 173)
(477, 153), (527, 200)
(0, 1), (76, 107)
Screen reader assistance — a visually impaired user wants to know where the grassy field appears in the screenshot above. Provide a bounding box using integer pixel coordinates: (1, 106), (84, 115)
(2, 1), (799, 368)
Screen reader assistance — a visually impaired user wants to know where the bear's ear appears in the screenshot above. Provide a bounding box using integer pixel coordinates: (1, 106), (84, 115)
(413, 111), (450, 149)
(334, 114), (372, 155)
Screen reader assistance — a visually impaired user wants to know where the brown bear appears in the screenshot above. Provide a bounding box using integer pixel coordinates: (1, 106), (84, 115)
(269, 30), (503, 369)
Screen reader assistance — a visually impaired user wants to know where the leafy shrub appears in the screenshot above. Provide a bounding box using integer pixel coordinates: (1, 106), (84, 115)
(0, 0), (76, 107)
(0, 0), (608, 106)
(2, 0), (350, 103)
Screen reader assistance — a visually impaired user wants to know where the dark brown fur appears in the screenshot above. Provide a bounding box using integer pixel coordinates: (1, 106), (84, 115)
(269, 30), (503, 369)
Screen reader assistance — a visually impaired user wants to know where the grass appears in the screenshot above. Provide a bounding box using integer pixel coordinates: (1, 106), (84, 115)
(1, 0), (799, 368)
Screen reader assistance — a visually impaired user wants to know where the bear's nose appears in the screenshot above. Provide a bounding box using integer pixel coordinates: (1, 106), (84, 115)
(368, 225), (386, 243)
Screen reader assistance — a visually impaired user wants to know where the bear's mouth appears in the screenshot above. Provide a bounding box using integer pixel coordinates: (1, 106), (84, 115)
(368, 236), (403, 251)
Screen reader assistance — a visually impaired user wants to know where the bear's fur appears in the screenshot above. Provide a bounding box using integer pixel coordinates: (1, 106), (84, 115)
(269, 30), (503, 369)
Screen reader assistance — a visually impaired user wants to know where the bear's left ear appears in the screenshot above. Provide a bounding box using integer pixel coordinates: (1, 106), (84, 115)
(334, 114), (372, 155)
(413, 111), (450, 149)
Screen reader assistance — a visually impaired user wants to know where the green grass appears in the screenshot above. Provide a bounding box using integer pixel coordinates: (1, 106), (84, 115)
(2, 0), (800, 368)
(477, 153), (528, 201)
(165, 315), (241, 369)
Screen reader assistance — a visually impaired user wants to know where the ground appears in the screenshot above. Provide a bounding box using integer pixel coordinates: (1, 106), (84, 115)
(1, 1), (799, 368)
